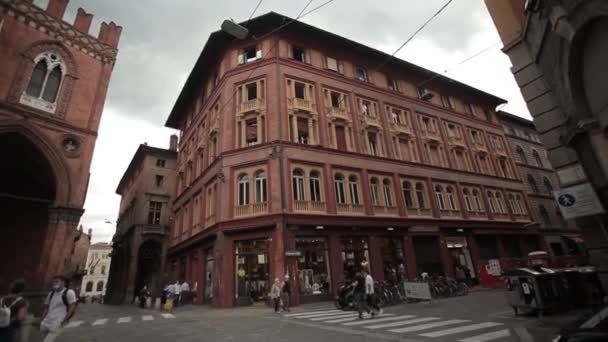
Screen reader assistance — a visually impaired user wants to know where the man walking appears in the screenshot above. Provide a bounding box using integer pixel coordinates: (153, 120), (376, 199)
(353, 269), (369, 319)
(281, 275), (291, 312)
(173, 281), (181, 307)
(364, 269), (382, 318)
(180, 280), (190, 305)
(40, 276), (77, 342)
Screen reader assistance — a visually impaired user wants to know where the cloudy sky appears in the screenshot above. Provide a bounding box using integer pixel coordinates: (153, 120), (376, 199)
(33, 0), (529, 243)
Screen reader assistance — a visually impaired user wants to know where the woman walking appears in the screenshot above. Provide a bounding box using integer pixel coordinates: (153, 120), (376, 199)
(281, 275), (291, 312)
(270, 278), (282, 313)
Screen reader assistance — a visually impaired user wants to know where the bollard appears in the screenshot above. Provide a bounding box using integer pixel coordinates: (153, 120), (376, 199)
(154, 297), (161, 310)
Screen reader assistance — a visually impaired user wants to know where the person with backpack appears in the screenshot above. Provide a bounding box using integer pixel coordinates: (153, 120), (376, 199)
(0, 279), (28, 342)
(40, 275), (77, 342)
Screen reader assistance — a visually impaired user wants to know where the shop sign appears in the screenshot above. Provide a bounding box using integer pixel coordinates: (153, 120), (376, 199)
(403, 282), (432, 300)
(554, 183), (605, 219)
(486, 259), (502, 276)
(285, 250), (302, 257)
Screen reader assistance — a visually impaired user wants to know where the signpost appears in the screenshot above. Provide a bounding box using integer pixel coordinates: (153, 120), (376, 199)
(403, 282), (432, 301)
(553, 183), (605, 219)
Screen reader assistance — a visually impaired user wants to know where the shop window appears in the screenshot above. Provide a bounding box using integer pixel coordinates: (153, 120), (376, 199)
(476, 236), (498, 260)
(148, 201), (162, 225)
(503, 237), (522, 258)
(412, 236), (443, 276)
(296, 238), (331, 297)
(254, 170), (267, 203)
(349, 175), (360, 205)
(446, 186), (457, 210)
(294, 82), (306, 99)
(204, 249), (214, 302)
(292, 169), (305, 201)
(402, 181), (414, 208)
(379, 238), (406, 283)
(341, 237), (369, 280)
(237, 174), (249, 206)
(310, 171), (322, 202)
(370, 177), (380, 206)
(532, 150), (543, 167)
(235, 240), (269, 302)
(334, 174), (346, 204)
(383, 179), (394, 207)
(435, 185), (445, 210)
(415, 183), (427, 208)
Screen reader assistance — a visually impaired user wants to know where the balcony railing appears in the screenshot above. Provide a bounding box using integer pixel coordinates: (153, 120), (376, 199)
(492, 213), (510, 221)
(373, 205), (399, 216)
(326, 106), (350, 121)
(288, 98), (315, 113)
(142, 224), (165, 235)
(440, 209), (462, 218)
(467, 211), (488, 220)
(420, 129), (442, 142)
(361, 114), (381, 128)
(406, 207), (433, 217)
(294, 200), (327, 212)
(239, 98), (265, 114)
(337, 203), (365, 214)
(470, 140), (487, 152)
(447, 135), (467, 147)
(235, 202), (269, 217)
(390, 122), (414, 136)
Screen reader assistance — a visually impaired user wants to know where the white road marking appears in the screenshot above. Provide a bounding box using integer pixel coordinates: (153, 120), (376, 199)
(284, 309), (342, 317)
(65, 321), (83, 328)
(420, 322), (504, 338)
(389, 319), (470, 333)
(117, 316), (131, 323)
(142, 315), (154, 321)
(342, 314), (415, 326)
(295, 311), (352, 319)
(309, 313), (358, 321)
(325, 313), (394, 324)
(161, 313), (176, 319)
(92, 319), (108, 326)
(458, 329), (511, 342)
(365, 317), (440, 330)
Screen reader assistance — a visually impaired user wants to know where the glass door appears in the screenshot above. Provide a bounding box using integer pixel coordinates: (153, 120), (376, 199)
(235, 239), (269, 304)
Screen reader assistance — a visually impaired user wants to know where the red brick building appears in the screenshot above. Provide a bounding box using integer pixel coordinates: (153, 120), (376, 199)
(0, 0), (120, 293)
(165, 12), (538, 307)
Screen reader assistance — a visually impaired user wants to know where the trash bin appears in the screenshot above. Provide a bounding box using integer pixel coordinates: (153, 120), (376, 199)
(503, 267), (562, 317)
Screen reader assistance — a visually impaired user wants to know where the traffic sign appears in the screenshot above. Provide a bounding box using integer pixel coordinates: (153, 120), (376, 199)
(553, 183), (605, 219)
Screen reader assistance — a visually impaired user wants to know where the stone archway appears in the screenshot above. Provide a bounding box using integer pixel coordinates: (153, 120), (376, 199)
(0, 131), (58, 292)
(135, 239), (163, 296)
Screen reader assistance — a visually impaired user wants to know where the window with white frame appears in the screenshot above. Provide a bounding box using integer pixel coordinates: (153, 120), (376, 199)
(486, 191), (496, 213)
(255, 170), (267, 203)
(416, 183), (427, 208)
(402, 181), (414, 208)
(292, 169), (305, 201)
(239, 46), (261, 64)
(446, 187), (457, 210)
(310, 171), (322, 202)
(355, 67), (370, 82)
(370, 177), (380, 206)
(334, 174), (346, 204)
(383, 179), (393, 207)
(237, 174), (249, 206)
(495, 192), (506, 214)
(22, 52), (66, 112)
(435, 185), (445, 210)
(441, 95), (453, 109)
(388, 79), (400, 92)
(463, 188), (473, 212)
(368, 133), (378, 156)
(472, 189), (483, 212)
(349, 175), (361, 205)
(325, 56), (343, 73)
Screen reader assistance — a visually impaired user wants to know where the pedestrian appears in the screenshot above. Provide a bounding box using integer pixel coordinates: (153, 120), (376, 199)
(0, 279), (28, 342)
(352, 269), (369, 320)
(281, 275), (291, 312)
(364, 270), (381, 317)
(40, 275), (77, 342)
(270, 278), (281, 313)
(455, 265), (466, 283)
(174, 281), (181, 307)
(139, 286), (150, 308)
(180, 280), (190, 305)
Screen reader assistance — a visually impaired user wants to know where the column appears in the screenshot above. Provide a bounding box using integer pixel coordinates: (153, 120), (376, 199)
(308, 118), (315, 145)
(403, 235), (417, 281)
(291, 115), (298, 142)
(345, 126), (352, 151)
(330, 123), (337, 147)
(328, 235), (344, 296)
(438, 233), (454, 277)
(239, 121), (245, 147)
(272, 221), (286, 282)
(369, 236), (384, 281)
(196, 248), (205, 304)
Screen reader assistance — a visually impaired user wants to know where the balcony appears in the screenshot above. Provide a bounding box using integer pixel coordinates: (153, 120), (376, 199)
(361, 114), (381, 128)
(239, 98), (265, 115)
(142, 224), (165, 235)
(326, 106), (350, 121)
(288, 98), (315, 113)
(336, 203), (365, 214)
(294, 200), (327, 212)
(235, 202), (269, 217)
(390, 122), (414, 137)
(492, 213), (510, 221)
(467, 211), (488, 220)
(446, 134), (467, 148)
(420, 129), (442, 143)
(439, 209), (462, 218)
(470, 140), (487, 152)
(373, 205), (399, 216)
(406, 207), (433, 217)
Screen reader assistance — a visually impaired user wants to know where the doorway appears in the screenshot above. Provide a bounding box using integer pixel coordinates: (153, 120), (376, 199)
(135, 240), (162, 296)
(235, 239), (269, 305)
(445, 237), (476, 285)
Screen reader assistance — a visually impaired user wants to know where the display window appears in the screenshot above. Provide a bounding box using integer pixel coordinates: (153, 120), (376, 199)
(296, 237), (331, 297)
(341, 237), (369, 280)
(235, 239), (269, 303)
(204, 248), (214, 303)
(378, 237), (406, 284)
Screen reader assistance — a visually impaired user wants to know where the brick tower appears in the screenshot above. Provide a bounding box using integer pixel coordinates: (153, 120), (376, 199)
(0, 0), (121, 294)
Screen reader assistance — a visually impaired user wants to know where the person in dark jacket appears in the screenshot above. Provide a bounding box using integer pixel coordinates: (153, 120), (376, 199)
(281, 275), (291, 312)
(352, 269), (369, 319)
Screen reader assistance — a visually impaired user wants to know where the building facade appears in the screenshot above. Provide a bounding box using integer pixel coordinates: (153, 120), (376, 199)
(485, 0), (608, 286)
(497, 111), (585, 259)
(164, 12), (538, 308)
(105, 139), (178, 304)
(0, 0), (120, 294)
(80, 242), (112, 299)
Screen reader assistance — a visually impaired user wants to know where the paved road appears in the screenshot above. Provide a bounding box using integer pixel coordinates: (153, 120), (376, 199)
(53, 290), (565, 342)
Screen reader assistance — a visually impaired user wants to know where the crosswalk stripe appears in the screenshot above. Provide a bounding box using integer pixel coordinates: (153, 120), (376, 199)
(295, 311), (352, 319)
(284, 309), (341, 317)
(420, 322), (504, 338)
(65, 321), (83, 328)
(92, 319), (108, 326)
(458, 328), (511, 342)
(365, 317), (438, 330)
(325, 313), (394, 324)
(161, 313), (175, 319)
(309, 313), (358, 321)
(117, 316), (131, 323)
(342, 314), (415, 326)
(142, 315), (154, 321)
(389, 319), (470, 333)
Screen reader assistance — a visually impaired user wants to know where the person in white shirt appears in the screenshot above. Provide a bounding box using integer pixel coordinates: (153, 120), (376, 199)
(40, 275), (77, 342)
(364, 270), (382, 317)
(180, 281), (190, 304)
(174, 281), (181, 307)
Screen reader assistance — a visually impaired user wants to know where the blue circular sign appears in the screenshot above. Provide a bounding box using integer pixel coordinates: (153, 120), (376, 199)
(558, 194), (576, 207)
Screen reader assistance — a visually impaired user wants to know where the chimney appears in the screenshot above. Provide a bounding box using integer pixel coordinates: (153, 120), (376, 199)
(99, 21), (123, 48)
(46, 0), (70, 20)
(169, 134), (178, 152)
(73, 8), (93, 34)
(88, 228), (92, 238)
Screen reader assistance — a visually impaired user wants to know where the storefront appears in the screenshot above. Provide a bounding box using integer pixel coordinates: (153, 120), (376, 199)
(445, 237), (476, 284)
(204, 248), (214, 303)
(412, 236), (442, 276)
(377, 237), (407, 283)
(341, 237), (370, 280)
(295, 237), (331, 302)
(234, 239), (269, 305)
